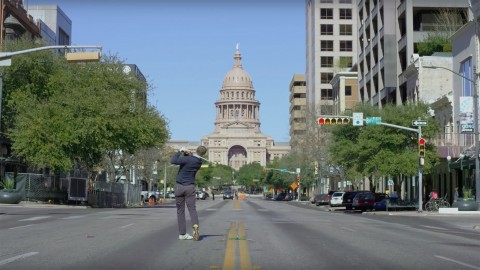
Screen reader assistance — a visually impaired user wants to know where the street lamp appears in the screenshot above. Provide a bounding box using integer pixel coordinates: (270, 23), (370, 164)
(446, 155), (452, 172)
(423, 65), (479, 203)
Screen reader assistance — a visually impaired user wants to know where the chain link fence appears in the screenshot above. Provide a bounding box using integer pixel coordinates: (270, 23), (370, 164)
(6, 172), (142, 207)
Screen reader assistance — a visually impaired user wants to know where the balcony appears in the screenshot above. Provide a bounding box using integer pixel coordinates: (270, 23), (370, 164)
(432, 132), (476, 158)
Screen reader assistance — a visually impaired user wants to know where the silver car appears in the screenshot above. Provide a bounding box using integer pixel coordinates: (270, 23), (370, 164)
(330, 191), (345, 207)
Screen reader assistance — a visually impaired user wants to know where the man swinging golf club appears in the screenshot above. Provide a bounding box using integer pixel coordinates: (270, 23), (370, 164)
(171, 145), (207, 240)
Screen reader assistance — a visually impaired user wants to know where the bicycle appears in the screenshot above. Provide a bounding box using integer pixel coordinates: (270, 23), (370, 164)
(425, 194), (450, 212)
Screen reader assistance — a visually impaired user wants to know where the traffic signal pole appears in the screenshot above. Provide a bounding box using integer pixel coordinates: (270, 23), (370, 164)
(376, 121), (424, 212)
(318, 115), (425, 211)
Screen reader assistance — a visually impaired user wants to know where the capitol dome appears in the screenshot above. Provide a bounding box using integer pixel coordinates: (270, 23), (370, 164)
(222, 47), (253, 89)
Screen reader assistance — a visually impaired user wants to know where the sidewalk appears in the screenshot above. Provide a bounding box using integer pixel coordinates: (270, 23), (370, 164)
(289, 200), (480, 216)
(0, 200), (89, 209)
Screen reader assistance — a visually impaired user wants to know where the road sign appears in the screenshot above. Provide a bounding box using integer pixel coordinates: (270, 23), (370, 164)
(412, 120), (427, 126)
(352, 112), (364, 126)
(388, 179), (394, 185)
(365, 116), (381, 125)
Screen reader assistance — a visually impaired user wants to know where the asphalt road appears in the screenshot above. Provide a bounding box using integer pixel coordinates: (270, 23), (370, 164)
(0, 198), (479, 270)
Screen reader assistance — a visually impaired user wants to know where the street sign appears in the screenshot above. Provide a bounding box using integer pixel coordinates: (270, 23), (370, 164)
(365, 116), (381, 125)
(388, 179), (394, 185)
(352, 112), (364, 126)
(412, 120), (427, 126)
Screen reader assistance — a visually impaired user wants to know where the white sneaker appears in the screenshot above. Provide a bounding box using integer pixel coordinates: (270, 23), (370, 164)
(179, 234), (193, 240)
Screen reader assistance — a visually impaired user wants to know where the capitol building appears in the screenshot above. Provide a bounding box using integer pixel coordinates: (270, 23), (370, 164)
(168, 47), (290, 170)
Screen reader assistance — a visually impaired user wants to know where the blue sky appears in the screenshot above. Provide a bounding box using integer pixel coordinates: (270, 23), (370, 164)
(25, 0), (305, 142)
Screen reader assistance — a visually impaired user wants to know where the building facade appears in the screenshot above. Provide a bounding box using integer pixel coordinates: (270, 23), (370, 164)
(196, 47), (290, 170)
(306, 0), (358, 114)
(0, 0), (40, 46)
(289, 74), (307, 148)
(26, 4), (71, 46)
(357, 0), (469, 107)
(330, 71), (358, 115)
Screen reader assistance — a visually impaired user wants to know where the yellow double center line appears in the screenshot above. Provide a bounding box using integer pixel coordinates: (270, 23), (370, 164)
(223, 221), (252, 270)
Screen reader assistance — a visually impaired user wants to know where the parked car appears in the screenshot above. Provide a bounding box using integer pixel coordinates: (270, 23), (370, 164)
(343, 191), (360, 210)
(274, 192), (287, 201)
(330, 191), (345, 207)
(196, 191), (209, 200)
(284, 193), (293, 201)
(352, 192), (387, 211)
(223, 191), (234, 200)
(314, 190), (337, 206)
(374, 198), (417, 211)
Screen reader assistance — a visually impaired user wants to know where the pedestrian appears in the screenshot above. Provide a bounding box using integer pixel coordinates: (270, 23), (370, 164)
(171, 145), (207, 241)
(454, 187), (459, 202)
(212, 192), (215, 200)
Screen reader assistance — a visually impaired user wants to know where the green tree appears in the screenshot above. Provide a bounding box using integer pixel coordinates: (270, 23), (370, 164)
(236, 162), (263, 191)
(328, 102), (439, 190)
(3, 40), (169, 183)
(196, 164), (233, 190)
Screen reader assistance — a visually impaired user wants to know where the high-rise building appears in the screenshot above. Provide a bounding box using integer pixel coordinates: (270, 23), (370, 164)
(26, 4), (71, 46)
(289, 74), (306, 148)
(357, 0), (469, 106)
(306, 0), (358, 114)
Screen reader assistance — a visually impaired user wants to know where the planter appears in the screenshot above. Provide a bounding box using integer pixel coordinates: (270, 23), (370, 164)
(0, 190), (22, 204)
(452, 200), (478, 211)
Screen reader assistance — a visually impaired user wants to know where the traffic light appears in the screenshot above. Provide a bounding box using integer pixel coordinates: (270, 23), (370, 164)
(418, 138), (426, 157)
(317, 117), (350, 125)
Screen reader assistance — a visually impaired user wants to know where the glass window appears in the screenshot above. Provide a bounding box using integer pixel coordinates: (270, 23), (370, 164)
(339, 8), (352, 20)
(321, 88), (333, 100)
(461, 58), (472, 96)
(340, 40), (353, 51)
(321, 73), (334, 84)
(321, 24), (334, 35)
(345, 86), (352, 96)
(339, 24), (352, 35)
(320, 8), (333, 19)
(321, 57), (334, 68)
(320, 0), (333, 3)
(321, 40), (334, 51)
(339, 0), (352, 3)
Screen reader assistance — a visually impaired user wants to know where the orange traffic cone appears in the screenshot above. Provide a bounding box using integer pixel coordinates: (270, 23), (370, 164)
(148, 197), (154, 206)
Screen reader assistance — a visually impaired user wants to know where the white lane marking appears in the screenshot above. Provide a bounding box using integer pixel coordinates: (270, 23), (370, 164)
(421, 225), (447, 230)
(9, 224), (34, 230)
(18, 216), (51, 222)
(120, 223), (134, 229)
(0, 252), (39, 266)
(341, 227), (356, 232)
(435, 255), (480, 270)
(258, 209), (269, 211)
(205, 208), (217, 211)
(59, 215), (86, 220)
